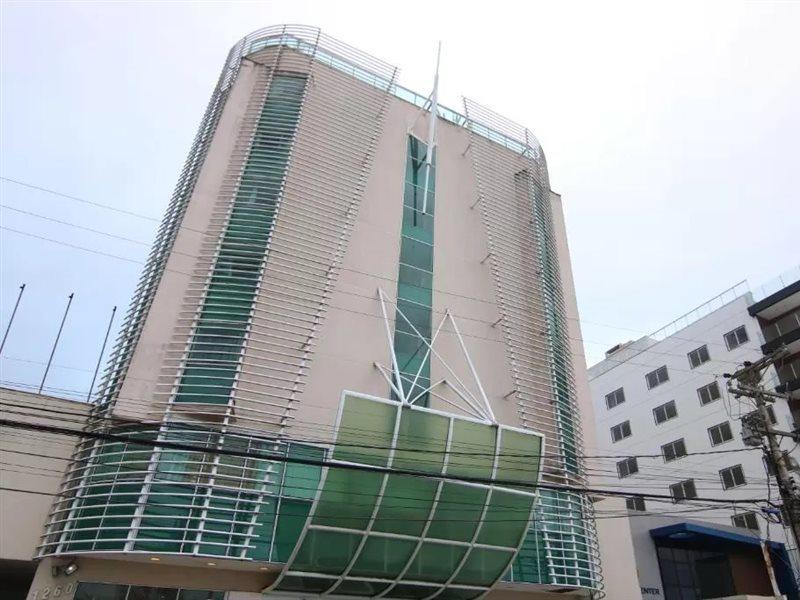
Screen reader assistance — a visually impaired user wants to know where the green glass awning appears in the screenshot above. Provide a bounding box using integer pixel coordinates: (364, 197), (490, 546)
(268, 392), (544, 599)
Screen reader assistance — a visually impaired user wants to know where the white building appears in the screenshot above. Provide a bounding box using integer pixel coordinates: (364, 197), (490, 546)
(588, 276), (800, 600)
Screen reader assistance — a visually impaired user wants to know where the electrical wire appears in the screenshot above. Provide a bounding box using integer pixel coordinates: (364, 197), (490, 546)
(0, 417), (775, 507)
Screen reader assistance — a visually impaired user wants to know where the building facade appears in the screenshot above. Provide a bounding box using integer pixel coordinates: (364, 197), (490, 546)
(0, 388), (89, 598)
(588, 275), (800, 600)
(25, 26), (616, 600)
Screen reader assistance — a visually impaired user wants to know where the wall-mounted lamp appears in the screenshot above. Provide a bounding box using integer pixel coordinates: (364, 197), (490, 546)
(51, 562), (79, 577)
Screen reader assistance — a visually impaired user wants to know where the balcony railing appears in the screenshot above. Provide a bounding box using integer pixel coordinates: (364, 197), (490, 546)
(764, 308), (800, 343)
(776, 358), (800, 394)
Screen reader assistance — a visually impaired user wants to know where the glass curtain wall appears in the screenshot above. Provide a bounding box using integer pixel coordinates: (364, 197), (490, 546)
(175, 74), (307, 404)
(392, 136), (436, 406)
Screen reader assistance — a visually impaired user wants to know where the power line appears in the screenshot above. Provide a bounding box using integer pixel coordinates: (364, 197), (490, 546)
(0, 417), (773, 506)
(1, 175), (759, 356)
(0, 400), (763, 463)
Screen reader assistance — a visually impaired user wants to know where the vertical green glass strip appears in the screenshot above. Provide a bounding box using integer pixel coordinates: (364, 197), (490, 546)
(392, 136), (436, 406)
(175, 74), (307, 404)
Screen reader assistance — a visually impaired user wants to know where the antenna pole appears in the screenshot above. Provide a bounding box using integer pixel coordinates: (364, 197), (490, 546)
(0, 283), (26, 354)
(87, 305), (117, 401)
(421, 41), (441, 214)
(38, 292), (74, 394)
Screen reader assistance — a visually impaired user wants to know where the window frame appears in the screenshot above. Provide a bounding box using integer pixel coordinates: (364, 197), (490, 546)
(645, 365), (669, 390)
(626, 496), (646, 512)
(617, 457), (638, 478)
(653, 400), (678, 425)
(610, 420), (632, 443)
(708, 421), (734, 446)
(724, 325), (749, 350)
(661, 438), (687, 462)
(687, 344), (710, 369)
(719, 464), (746, 490)
(670, 479), (697, 502)
(731, 511), (759, 531)
(697, 381), (721, 405)
(605, 387), (625, 410)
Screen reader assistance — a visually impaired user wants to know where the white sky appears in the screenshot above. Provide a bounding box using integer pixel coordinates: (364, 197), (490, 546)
(1, 0), (798, 398)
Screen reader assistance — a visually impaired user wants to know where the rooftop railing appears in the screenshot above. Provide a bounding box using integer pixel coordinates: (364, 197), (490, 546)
(231, 26), (536, 159)
(649, 281), (750, 342)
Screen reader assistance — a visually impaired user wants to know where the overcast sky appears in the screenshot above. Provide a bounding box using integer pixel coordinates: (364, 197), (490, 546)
(1, 0), (798, 400)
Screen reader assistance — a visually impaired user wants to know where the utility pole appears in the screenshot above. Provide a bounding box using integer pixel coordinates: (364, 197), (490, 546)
(725, 347), (800, 553)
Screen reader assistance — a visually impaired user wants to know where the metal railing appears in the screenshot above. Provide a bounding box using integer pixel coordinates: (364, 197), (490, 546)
(649, 281), (750, 342)
(764, 308), (800, 343)
(751, 264), (800, 303)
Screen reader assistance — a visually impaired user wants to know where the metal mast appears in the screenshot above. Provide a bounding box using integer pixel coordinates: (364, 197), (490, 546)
(421, 41), (441, 214)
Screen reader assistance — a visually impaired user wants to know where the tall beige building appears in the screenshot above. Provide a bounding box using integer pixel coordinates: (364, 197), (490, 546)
(24, 25), (622, 600)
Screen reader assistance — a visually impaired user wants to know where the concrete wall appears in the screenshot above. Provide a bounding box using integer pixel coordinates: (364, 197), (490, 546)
(0, 388), (88, 562)
(0, 388), (88, 599)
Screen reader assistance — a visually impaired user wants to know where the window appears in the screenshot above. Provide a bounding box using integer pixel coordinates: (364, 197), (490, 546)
(670, 479), (697, 502)
(708, 421), (734, 446)
(662, 438), (687, 462)
(605, 387), (625, 409)
(697, 381), (721, 405)
(653, 400), (678, 425)
(610, 420), (632, 443)
(626, 497), (646, 511)
(724, 325), (749, 350)
(645, 365), (669, 389)
(719, 464), (746, 489)
(731, 512), (759, 531)
(617, 457), (638, 478)
(687, 344), (710, 368)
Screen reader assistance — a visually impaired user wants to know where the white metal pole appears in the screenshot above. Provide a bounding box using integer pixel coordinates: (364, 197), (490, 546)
(421, 42), (441, 214)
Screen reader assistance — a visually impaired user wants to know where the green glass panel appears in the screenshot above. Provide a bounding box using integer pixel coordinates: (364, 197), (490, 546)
(178, 591), (226, 600)
(393, 408), (448, 472)
(403, 181), (436, 213)
(135, 584), (177, 600)
(276, 575), (337, 594)
(330, 580), (391, 597)
(246, 496), (276, 560)
(75, 583), (128, 600)
(402, 206), (434, 244)
(399, 238), (433, 273)
(283, 444), (324, 500)
(452, 548), (513, 586)
(334, 395), (396, 466)
(372, 475), (436, 537)
(175, 74), (306, 405)
(427, 483), (486, 542)
(508, 527), (547, 583)
(476, 490), (534, 547)
(291, 529), (362, 575)
(433, 588), (485, 600)
(496, 429), (541, 487)
(447, 421), (496, 479)
(397, 264), (432, 307)
(386, 584), (440, 600)
(312, 467), (382, 529)
(273, 498), (312, 562)
(395, 299), (432, 338)
(349, 536), (416, 579)
(404, 542), (468, 583)
(394, 331), (429, 372)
